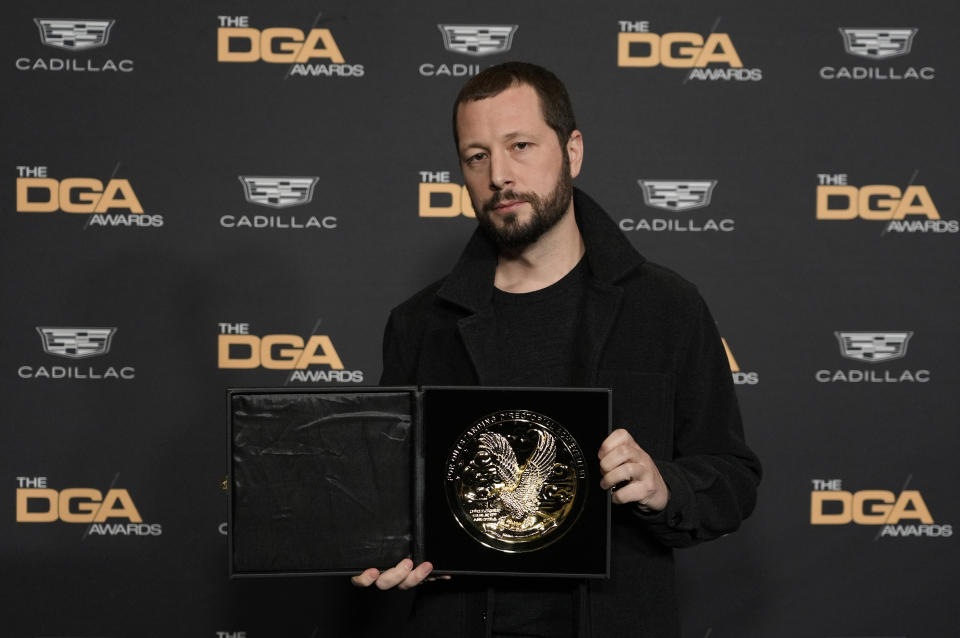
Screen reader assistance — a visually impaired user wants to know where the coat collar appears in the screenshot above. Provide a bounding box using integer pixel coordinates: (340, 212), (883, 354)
(436, 188), (646, 312)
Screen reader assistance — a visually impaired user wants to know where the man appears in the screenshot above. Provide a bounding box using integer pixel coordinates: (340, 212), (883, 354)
(353, 62), (761, 637)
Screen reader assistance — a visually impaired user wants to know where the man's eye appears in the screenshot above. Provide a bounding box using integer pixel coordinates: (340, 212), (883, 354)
(513, 142), (530, 151)
(466, 153), (486, 163)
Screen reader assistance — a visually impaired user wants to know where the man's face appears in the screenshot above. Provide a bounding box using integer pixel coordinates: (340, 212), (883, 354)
(455, 83), (582, 250)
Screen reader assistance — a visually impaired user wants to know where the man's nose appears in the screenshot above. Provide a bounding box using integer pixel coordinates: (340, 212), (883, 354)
(489, 151), (514, 191)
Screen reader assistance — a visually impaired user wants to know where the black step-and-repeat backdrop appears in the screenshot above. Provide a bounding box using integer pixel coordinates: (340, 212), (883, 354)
(3, 1), (958, 636)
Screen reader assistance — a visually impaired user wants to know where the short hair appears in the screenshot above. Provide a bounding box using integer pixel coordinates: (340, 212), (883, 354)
(452, 61), (577, 151)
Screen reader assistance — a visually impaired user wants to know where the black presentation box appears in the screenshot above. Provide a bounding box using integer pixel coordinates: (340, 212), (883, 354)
(227, 386), (611, 579)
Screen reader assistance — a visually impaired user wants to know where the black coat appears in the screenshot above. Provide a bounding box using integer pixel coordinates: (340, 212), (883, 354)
(377, 189), (761, 638)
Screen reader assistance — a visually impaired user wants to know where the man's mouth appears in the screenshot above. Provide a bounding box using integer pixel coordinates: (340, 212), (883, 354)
(485, 192), (531, 215)
(493, 200), (524, 213)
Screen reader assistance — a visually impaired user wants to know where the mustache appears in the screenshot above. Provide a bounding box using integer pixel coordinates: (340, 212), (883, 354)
(483, 190), (537, 214)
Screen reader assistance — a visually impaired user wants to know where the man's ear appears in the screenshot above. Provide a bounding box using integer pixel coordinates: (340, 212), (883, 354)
(567, 130), (584, 178)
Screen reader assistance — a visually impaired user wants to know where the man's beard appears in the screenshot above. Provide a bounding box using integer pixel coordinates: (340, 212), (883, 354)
(475, 158), (573, 251)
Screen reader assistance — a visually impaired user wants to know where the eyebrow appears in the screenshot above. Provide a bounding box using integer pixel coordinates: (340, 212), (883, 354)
(460, 130), (538, 151)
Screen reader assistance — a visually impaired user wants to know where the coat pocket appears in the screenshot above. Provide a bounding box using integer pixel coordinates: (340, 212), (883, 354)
(597, 370), (675, 459)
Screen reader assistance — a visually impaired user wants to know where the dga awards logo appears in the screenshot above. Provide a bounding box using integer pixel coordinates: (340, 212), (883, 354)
(811, 477), (951, 538)
(722, 338), (758, 385)
(15, 475), (162, 536)
(216, 15), (364, 77)
(420, 25), (518, 77)
(17, 18), (134, 72)
(217, 322), (363, 383)
(220, 176), (337, 230)
(616, 20), (762, 81)
(815, 173), (955, 234)
(19, 327), (136, 380)
(821, 28), (934, 80)
(417, 170), (476, 218)
(15, 165), (164, 228)
(619, 180), (734, 232)
(816, 331), (929, 383)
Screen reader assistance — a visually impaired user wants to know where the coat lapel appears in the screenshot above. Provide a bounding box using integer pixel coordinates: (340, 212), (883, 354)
(436, 227), (499, 384)
(574, 190), (645, 385)
(456, 307), (498, 385)
(578, 281), (624, 386)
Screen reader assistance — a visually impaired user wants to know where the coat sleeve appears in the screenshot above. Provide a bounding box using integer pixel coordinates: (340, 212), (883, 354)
(635, 295), (762, 548)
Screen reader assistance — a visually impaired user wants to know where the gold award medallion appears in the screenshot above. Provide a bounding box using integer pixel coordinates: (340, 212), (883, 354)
(444, 410), (587, 552)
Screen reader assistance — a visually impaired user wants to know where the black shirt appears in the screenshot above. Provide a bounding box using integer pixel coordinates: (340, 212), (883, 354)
(487, 257), (589, 638)
(488, 257), (589, 388)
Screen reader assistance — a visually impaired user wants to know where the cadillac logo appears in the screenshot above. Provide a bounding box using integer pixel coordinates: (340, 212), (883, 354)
(239, 176), (319, 209)
(34, 19), (115, 51)
(36, 327), (116, 359)
(840, 28), (917, 60)
(835, 331), (913, 363)
(638, 180), (718, 211)
(437, 25), (518, 56)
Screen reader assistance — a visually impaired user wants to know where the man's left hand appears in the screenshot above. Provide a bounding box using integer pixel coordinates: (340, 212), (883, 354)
(598, 428), (670, 511)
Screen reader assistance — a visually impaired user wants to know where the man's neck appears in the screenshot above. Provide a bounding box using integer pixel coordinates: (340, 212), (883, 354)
(493, 206), (585, 294)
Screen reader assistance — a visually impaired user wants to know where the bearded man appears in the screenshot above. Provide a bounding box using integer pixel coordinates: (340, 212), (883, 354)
(352, 61), (761, 638)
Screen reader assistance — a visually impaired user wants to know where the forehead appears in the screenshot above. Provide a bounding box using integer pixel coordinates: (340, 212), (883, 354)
(456, 83), (549, 146)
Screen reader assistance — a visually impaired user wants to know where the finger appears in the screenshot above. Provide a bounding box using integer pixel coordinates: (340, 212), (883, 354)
(598, 444), (636, 474)
(397, 562), (434, 590)
(598, 428), (632, 457)
(350, 567), (380, 588)
(599, 462), (644, 491)
(611, 480), (658, 507)
(374, 558), (414, 590)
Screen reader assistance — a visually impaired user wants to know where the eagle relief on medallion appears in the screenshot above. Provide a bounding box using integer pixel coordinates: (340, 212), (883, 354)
(444, 410), (587, 552)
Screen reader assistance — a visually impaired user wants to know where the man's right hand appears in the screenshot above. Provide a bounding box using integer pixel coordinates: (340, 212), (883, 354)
(351, 558), (434, 590)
